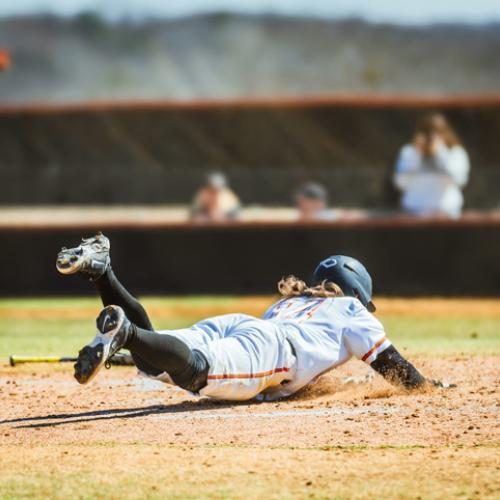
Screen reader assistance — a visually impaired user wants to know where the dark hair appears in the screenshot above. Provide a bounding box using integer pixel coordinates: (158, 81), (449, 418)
(416, 113), (461, 147)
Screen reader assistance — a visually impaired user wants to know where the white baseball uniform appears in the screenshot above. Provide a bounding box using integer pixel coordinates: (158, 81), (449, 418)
(146, 296), (391, 401)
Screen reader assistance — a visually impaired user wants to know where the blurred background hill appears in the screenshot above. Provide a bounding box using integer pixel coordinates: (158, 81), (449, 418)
(1, 13), (500, 103)
(1, 4), (500, 296)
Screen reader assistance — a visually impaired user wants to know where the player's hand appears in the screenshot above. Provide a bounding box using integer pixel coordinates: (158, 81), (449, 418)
(428, 378), (456, 389)
(427, 134), (443, 155)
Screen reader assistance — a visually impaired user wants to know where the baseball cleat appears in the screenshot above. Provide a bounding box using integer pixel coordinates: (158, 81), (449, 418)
(74, 305), (131, 385)
(56, 232), (110, 280)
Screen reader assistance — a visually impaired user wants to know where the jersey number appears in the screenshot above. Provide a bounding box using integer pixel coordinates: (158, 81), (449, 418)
(266, 298), (325, 321)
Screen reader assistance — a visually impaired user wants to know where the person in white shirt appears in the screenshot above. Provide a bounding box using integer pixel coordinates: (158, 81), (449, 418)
(56, 234), (453, 401)
(393, 113), (470, 218)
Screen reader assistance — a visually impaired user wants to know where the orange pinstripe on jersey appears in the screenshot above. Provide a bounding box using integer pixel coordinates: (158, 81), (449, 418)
(361, 337), (388, 362)
(207, 366), (290, 380)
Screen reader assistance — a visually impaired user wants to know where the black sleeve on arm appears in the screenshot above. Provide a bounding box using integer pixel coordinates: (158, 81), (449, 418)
(370, 345), (426, 389)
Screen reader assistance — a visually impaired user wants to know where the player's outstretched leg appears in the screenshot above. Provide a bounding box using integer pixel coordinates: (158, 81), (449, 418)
(56, 232), (162, 376)
(74, 305), (132, 384)
(75, 305), (209, 392)
(56, 232), (110, 280)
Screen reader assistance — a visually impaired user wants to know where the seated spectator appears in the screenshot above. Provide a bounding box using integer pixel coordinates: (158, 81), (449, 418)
(191, 172), (241, 222)
(393, 113), (470, 218)
(295, 182), (338, 221)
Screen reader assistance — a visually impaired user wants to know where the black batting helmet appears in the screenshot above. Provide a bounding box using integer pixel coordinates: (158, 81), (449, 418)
(312, 255), (376, 312)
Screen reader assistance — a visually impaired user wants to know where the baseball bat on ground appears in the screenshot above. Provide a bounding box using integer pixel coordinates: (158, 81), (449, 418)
(9, 352), (134, 367)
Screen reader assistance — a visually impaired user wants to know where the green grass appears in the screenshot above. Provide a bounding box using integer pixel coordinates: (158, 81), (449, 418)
(0, 297), (499, 361)
(382, 316), (499, 355)
(0, 297), (224, 360)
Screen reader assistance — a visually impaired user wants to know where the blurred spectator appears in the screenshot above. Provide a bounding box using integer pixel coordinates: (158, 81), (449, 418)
(393, 113), (470, 218)
(295, 182), (338, 221)
(191, 172), (241, 222)
(0, 49), (10, 71)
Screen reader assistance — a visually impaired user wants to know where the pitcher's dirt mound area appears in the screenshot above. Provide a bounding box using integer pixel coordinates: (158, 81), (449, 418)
(1, 356), (499, 498)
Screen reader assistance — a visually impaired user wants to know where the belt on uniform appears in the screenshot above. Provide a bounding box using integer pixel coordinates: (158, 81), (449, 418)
(286, 338), (297, 357)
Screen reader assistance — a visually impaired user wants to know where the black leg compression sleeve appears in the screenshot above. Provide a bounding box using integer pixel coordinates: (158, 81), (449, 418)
(370, 345), (426, 389)
(94, 267), (153, 331)
(125, 326), (209, 393)
(94, 267), (161, 375)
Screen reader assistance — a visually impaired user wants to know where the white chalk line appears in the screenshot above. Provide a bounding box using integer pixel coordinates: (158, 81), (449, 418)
(154, 405), (499, 421)
(155, 407), (401, 420)
(3, 377), (497, 424)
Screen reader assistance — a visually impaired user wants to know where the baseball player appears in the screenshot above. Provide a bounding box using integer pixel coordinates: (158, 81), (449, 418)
(56, 233), (451, 401)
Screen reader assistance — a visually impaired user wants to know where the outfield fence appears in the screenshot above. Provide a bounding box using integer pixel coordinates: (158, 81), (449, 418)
(2, 215), (499, 296)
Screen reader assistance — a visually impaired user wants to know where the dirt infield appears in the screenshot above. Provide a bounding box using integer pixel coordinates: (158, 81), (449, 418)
(2, 356), (498, 448)
(1, 355), (499, 498)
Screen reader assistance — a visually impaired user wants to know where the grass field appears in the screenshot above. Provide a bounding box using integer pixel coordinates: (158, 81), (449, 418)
(1, 297), (499, 499)
(1, 296), (499, 360)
